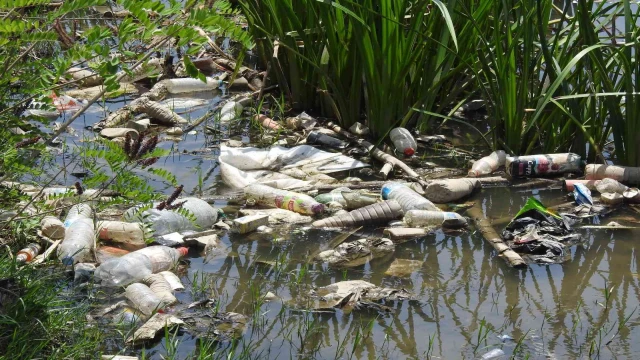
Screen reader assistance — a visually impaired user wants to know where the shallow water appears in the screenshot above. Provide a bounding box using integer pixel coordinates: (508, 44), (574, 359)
(42, 89), (640, 360)
(138, 186), (640, 359)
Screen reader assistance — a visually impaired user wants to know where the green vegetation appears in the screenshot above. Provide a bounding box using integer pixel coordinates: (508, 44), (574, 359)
(239, 0), (640, 164)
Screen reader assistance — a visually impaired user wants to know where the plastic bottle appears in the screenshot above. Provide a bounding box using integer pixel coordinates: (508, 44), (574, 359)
(468, 150), (507, 177)
(40, 216), (65, 239)
(142, 274), (177, 305)
(312, 200), (403, 228)
(389, 128), (418, 157)
(306, 131), (349, 150)
(125, 283), (164, 316)
(94, 246), (188, 287)
(97, 221), (146, 248)
(506, 153), (582, 178)
(381, 182), (439, 212)
(58, 204), (94, 265)
(481, 348), (505, 360)
(118, 58), (163, 83)
(341, 192), (379, 209)
(123, 198), (218, 237)
(254, 114), (282, 131)
(63, 203), (93, 227)
(595, 178), (628, 194)
(163, 77), (222, 94)
(219, 101), (243, 122)
(16, 243), (42, 264)
(585, 164), (640, 185)
(159, 271), (185, 291)
(424, 178), (478, 203)
(244, 183), (325, 215)
(315, 192), (348, 206)
(404, 210), (467, 228)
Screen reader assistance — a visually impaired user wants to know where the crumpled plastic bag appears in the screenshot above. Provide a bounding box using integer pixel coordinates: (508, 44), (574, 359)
(219, 145), (369, 190)
(502, 197), (581, 264)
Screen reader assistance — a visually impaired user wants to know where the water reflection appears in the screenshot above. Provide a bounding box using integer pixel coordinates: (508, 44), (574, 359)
(176, 187), (640, 359)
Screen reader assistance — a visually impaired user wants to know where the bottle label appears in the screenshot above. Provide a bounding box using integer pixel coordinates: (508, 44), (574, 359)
(510, 156), (562, 177)
(275, 195), (302, 212)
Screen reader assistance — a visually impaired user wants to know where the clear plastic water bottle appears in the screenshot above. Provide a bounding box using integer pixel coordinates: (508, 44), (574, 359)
(123, 198), (218, 237)
(58, 204), (94, 265)
(404, 210), (467, 228)
(163, 77), (222, 94)
(389, 128), (418, 157)
(125, 283), (164, 316)
(469, 150), (507, 177)
(381, 182), (439, 211)
(94, 246), (188, 287)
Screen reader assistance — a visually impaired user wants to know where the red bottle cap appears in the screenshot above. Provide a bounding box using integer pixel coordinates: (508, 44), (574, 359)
(177, 247), (189, 257)
(404, 148), (415, 157)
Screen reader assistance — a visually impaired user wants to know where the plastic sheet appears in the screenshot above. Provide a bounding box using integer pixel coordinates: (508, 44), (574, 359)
(219, 145), (369, 189)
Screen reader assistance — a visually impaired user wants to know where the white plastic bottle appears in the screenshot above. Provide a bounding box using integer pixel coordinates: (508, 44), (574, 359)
(123, 198), (218, 237)
(125, 283), (164, 316)
(58, 204), (94, 265)
(142, 274), (177, 305)
(94, 246), (188, 287)
(97, 221), (146, 248)
(389, 128), (418, 157)
(219, 101), (243, 122)
(163, 77), (222, 94)
(404, 210), (467, 228)
(469, 150), (507, 177)
(159, 271), (185, 291)
(381, 182), (439, 211)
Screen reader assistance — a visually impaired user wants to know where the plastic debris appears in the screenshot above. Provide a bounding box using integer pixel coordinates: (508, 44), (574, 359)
(573, 183), (593, 205)
(595, 178), (628, 194)
(142, 274), (177, 305)
(381, 182), (439, 211)
(162, 76), (222, 94)
(58, 204), (94, 265)
(94, 246), (188, 287)
(481, 348), (505, 360)
(254, 114), (281, 131)
(306, 131), (349, 150)
(15, 243), (41, 264)
(232, 214), (270, 234)
(404, 210), (467, 228)
(383, 227), (429, 242)
(123, 198), (218, 237)
(424, 178), (478, 203)
(502, 198), (581, 264)
(125, 313), (184, 344)
(384, 259), (424, 277)
(312, 200), (403, 228)
(506, 153), (582, 178)
(159, 271), (184, 291)
(390, 128), (417, 157)
(601, 192), (624, 205)
(315, 238), (395, 267)
(125, 283), (165, 316)
(244, 184), (324, 215)
(564, 179), (599, 191)
(585, 164), (640, 185)
(40, 216), (65, 239)
(219, 145), (369, 189)
(469, 150), (506, 177)
(97, 221), (146, 249)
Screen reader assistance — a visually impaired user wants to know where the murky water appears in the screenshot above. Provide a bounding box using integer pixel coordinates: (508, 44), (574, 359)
(143, 187), (640, 359)
(39, 90), (640, 360)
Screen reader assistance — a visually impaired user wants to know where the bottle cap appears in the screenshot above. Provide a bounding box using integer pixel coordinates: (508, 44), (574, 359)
(177, 247), (189, 257)
(404, 148), (415, 157)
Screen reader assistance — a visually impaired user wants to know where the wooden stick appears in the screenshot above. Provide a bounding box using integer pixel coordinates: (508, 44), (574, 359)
(326, 122), (426, 186)
(466, 205), (526, 268)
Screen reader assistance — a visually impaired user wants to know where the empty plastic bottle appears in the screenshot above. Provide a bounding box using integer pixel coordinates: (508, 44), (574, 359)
(97, 221), (146, 248)
(244, 183), (325, 215)
(40, 216), (65, 239)
(163, 77), (223, 94)
(389, 128), (418, 157)
(312, 200), (403, 228)
(404, 210), (467, 228)
(159, 271), (185, 291)
(94, 246), (188, 287)
(123, 198), (218, 237)
(315, 192), (348, 206)
(469, 150), (507, 177)
(58, 204), (94, 265)
(341, 192), (379, 209)
(595, 178), (629, 194)
(506, 153), (582, 178)
(125, 283), (164, 316)
(306, 131), (349, 150)
(142, 274), (177, 305)
(381, 182), (439, 212)
(16, 243), (42, 264)
(481, 348), (505, 360)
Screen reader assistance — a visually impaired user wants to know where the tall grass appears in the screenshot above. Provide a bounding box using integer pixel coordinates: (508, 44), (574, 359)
(239, 0), (640, 164)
